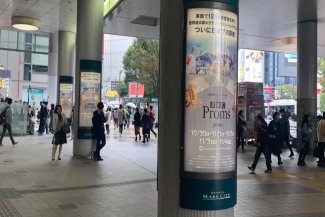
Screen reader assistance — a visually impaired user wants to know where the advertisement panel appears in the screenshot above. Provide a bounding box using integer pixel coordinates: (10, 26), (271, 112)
(278, 53), (297, 77)
(128, 82), (137, 98)
(181, 6), (237, 210)
(59, 83), (73, 118)
(137, 84), (145, 98)
(79, 72), (101, 127)
(238, 49), (264, 83)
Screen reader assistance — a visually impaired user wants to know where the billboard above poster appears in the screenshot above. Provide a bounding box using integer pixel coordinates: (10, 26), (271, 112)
(238, 49), (264, 83)
(278, 53), (297, 77)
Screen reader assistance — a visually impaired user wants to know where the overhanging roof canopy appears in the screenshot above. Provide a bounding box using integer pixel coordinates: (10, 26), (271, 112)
(103, 0), (325, 56)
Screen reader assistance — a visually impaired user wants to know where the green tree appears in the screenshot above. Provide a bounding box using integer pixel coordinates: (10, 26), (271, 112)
(122, 39), (159, 99)
(117, 82), (128, 98)
(318, 57), (325, 112)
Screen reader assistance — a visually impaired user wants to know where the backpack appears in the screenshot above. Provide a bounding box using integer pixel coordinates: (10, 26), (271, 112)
(0, 107), (7, 125)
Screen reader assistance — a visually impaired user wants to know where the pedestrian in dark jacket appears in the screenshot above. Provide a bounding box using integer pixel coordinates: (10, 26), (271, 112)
(237, 110), (246, 152)
(92, 102), (107, 161)
(268, 112), (283, 165)
(248, 114), (272, 173)
(134, 107), (142, 141)
(298, 114), (312, 166)
(279, 108), (294, 157)
(141, 108), (150, 143)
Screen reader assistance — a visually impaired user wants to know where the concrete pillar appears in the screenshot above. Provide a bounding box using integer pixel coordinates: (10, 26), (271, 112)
(57, 31), (76, 118)
(159, 0), (237, 216)
(73, 0), (103, 157)
(158, 0), (184, 215)
(47, 33), (58, 105)
(297, 1), (317, 124)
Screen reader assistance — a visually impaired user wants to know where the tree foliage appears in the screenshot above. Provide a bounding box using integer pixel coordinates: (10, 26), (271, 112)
(275, 85), (297, 99)
(117, 82), (128, 98)
(122, 39), (159, 99)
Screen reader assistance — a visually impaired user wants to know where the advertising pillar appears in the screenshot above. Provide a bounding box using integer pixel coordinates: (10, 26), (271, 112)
(180, 0), (238, 215)
(73, 0), (103, 157)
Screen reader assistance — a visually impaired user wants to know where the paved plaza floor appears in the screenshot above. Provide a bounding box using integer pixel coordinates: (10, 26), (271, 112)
(0, 127), (325, 217)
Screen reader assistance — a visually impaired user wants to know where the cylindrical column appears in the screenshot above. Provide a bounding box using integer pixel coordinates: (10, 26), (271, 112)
(57, 31), (76, 118)
(297, 21), (317, 124)
(159, 0), (237, 216)
(73, 0), (103, 157)
(48, 33), (58, 105)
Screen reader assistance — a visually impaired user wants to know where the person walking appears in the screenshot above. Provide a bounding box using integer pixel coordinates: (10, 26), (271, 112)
(0, 98), (18, 146)
(49, 104), (55, 133)
(279, 108), (294, 157)
(105, 107), (112, 135)
(248, 114), (272, 173)
(141, 108), (150, 143)
(237, 110), (246, 152)
(92, 102), (107, 161)
(113, 108), (118, 129)
(37, 101), (44, 134)
(117, 105), (124, 136)
(317, 112), (325, 167)
(51, 105), (67, 160)
(268, 112), (283, 165)
(298, 114), (312, 166)
(148, 105), (157, 139)
(133, 107), (142, 141)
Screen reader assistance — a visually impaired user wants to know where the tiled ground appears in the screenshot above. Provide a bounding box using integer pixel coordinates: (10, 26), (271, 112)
(0, 127), (325, 217)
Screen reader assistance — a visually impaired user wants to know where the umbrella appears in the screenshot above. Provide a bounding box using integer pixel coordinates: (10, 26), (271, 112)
(126, 102), (136, 108)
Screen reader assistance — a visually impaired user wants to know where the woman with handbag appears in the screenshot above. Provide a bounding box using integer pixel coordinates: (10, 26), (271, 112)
(298, 114), (312, 166)
(51, 105), (68, 161)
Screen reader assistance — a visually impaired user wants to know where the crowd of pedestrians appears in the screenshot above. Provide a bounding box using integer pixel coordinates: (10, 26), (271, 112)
(240, 109), (325, 174)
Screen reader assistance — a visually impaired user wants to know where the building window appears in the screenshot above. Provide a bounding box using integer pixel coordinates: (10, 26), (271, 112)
(32, 65), (48, 74)
(24, 64), (31, 81)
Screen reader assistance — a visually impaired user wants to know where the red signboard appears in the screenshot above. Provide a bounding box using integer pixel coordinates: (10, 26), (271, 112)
(137, 83), (145, 98)
(129, 83), (137, 98)
(128, 82), (145, 98)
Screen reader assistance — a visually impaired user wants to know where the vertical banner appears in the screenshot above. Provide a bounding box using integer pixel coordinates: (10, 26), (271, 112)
(59, 83), (73, 118)
(129, 82), (137, 98)
(79, 72), (101, 127)
(181, 3), (238, 211)
(137, 83), (145, 98)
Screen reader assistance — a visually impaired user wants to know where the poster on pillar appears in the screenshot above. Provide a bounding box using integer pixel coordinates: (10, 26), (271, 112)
(59, 83), (73, 118)
(79, 72), (101, 127)
(181, 6), (238, 211)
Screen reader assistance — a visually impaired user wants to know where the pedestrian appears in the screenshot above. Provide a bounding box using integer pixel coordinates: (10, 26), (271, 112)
(118, 105), (124, 136)
(105, 107), (112, 135)
(49, 104), (55, 133)
(43, 102), (49, 134)
(141, 108), (150, 143)
(70, 106), (74, 140)
(248, 114), (272, 173)
(237, 110), (246, 152)
(298, 114), (312, 166)
(133, 107), (142, 141)
(27, 105), (35, 135)
(148, 105), (157, 139)
(92, 102), (107, 161)
(268, 112), (283, 165)
(51, 105), (67, 161)
(113, 108), (118, 129)
(279, 108), (294, 157)
(0, 98), (18, 146)
(37, 101), (44, 134)
(316, 112), (325, 167)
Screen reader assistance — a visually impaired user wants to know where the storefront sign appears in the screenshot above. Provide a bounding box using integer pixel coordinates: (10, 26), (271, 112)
(181, 5), (237, 211)
(79, 72), (101, 127)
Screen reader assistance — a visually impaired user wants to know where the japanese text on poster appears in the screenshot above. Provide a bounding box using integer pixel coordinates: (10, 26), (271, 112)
(184, 8), (237, 173)
(79, 72), (100, 127)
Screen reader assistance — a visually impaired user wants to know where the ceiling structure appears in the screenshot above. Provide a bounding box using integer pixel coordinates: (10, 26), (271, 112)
(0, 0), (77, 34)
(103, 0), (325, 56)
(0, 0), (324, 55)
